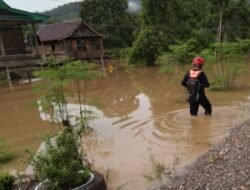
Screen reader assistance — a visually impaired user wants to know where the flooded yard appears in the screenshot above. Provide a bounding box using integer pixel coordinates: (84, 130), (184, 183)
(1, 65), (250, 190)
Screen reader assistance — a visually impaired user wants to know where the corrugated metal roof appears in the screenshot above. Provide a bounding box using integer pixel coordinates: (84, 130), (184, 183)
(0, 0), (10, 9)
(37, 21), (104, 42)
(0, 0), (49, 22)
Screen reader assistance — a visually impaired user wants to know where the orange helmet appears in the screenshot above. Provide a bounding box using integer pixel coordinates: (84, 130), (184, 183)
(192, 56), (204, 65)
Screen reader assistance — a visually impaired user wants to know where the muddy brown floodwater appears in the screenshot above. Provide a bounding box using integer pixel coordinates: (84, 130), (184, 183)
(1, 65), (250, 190)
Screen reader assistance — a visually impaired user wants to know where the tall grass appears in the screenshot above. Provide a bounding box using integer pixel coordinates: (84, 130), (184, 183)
(212, 54), (245, 90)
(143, 155), (166, 181)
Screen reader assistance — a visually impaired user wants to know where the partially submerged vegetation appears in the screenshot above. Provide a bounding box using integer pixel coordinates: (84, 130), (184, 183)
(27, 60), (104, 189)
(0, 138), (14, 165)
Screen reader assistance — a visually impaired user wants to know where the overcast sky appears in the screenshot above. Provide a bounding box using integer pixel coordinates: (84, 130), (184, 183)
(4, 0), (80, 12)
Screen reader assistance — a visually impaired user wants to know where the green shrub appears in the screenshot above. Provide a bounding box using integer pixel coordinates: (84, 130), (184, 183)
(156, 53), (176, 74)
(170, 30), (214, 64)
(119, 48), (131, 58)
(169, 39), (196, 64)
(0, 153), (14, 164)
(28, 130), (91, 190)
(105, 48), (123, 58)
(0, 73), (7, 83)
(0, 139), (14, 164)
(129, 26), (163, 66)
(211, 39), (250, 55)
(0, 172), (15, 190)
(212, 54), (245, 90)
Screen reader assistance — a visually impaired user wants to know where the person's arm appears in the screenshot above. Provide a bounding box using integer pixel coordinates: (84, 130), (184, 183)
(181, 72), (189, 87)
(200, 72), (210, 88)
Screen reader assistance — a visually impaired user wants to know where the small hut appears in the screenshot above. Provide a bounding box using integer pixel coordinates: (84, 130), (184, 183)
(37, 21), (105, 60)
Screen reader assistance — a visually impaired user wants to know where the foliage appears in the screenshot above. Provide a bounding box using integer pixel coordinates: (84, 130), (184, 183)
(169, 30), (214, 64)
(129, 0), (250, 66)
(140, 0), (180, 49)
(169, 40), (196, 65)
(212, 55), (245, 90)
(0, 172), (15, 190)
(34, 61), (70, 125)
(62, 61), (102, 128)
(129, 27), (163, 66)
(117, 48), (131, 59)
(80, 0), (139, 48)
(0, 138), (14, 164)
(156, 53), (176, 74)
(143, 155), (165, 181)
(211, 39), (250, 55)
(31, 60), (104, 189)
(42, 0), (141, 23)
(34, 60), (102, 129)
(28, 130), (90, 190)
(223, 0), (250, 41)
(43, 2), (81, 22)
(0, 73), (7, 84)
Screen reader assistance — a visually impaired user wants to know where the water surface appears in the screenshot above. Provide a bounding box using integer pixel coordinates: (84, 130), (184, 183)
(1, 66), (250, 190)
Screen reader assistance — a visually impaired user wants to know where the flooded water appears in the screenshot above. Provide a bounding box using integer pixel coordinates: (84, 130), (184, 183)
(1, 65), (250, 190)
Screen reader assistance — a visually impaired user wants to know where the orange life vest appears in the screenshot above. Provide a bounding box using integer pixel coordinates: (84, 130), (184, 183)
(189, 70), (202, 79)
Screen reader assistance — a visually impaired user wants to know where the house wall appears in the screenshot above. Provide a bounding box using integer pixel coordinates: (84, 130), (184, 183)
(43, 41), (66, 56)
(42, 38), (104, 60)
(0, 28), (26, 55)
(71, 38), (104, 59)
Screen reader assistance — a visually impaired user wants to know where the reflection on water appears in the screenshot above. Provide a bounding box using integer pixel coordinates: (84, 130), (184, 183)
(0, 83), (57, 170)
(1, 67), (250, 190)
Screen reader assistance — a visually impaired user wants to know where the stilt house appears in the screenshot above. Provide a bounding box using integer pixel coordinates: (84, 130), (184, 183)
(0, 0), (48, 79)
(37, 21), (105, 60)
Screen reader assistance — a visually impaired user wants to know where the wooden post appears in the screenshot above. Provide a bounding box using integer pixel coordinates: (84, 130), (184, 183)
(63, 40), (68, 57)
(41, 43), (46, 62)
(32, 23), (39, 55)
(6, 66), (11, 80)
(0, 31), (5, 56)
(26, 70), (32, 84)
(101, 56), (105, 75)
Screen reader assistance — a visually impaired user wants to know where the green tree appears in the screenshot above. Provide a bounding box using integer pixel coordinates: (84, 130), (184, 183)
(141, 0), (180, 48)
(129, 27), (163, 66)
(224, 0), (250, 41)
(80, 0), (137, 48)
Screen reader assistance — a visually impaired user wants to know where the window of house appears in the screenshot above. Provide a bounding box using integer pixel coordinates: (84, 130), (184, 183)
(77, 40), (86, 51)
(91, 39), (100, 50)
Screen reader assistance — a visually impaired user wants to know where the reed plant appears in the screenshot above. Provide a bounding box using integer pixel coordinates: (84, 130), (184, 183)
(213, 54), (244, 90)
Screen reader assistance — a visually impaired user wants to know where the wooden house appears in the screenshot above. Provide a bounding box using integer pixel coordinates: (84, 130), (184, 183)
(37, 21), (105, 60)
(0, 0), (48, 79)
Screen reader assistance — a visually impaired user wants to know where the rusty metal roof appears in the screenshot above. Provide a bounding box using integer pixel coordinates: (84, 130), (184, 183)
(37, 21), (104, 42)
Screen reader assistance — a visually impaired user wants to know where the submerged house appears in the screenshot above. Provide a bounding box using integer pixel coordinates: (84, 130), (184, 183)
(37, 21), (105, 60)
(0, 0), (48, 77)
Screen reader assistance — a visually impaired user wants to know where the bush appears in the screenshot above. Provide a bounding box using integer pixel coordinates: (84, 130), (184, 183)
(170, 30), (214, 64)
(0, 153), (14, 164)
(0, 73), (7, 83)
(129, 26), (163, 66)
(212, 54), (245, 90)
(0, 138), (14, 164)
(169, 39), (196, 64)
(119, 48), (131, 58)
(211, 39), (250, 55)
(0, 172), (15, 190)
(28, 130), (91, 190)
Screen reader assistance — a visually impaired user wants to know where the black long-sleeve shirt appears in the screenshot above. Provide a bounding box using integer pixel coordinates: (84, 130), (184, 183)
(181, 69), (210, 94)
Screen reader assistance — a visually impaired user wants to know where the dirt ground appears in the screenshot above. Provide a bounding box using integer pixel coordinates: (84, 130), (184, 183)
(148, 120), (250, 190)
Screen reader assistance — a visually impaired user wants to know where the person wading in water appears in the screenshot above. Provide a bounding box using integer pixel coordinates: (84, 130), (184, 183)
(181, 56), (212, 116)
